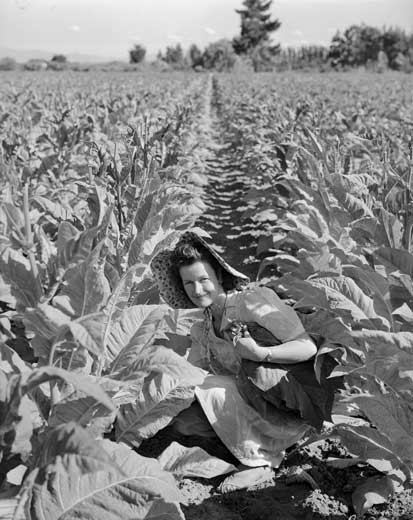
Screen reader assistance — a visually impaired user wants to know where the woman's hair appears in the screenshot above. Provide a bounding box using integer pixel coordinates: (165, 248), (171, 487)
(171, 241), (235, 291)
(172, 242), (221, 275)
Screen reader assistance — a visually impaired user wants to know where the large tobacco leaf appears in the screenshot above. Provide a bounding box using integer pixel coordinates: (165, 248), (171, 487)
(48, 377), (125, 436)
(328, 172), (375, 219)
(258, 243), (337, 280)
(32, 195), (73, 222)
(310, 275), (390, 330)
(352, 329), (413, 393)
(24, 303), (71, 337)
(67, 313), (108, 359)
(22, 366), (115, 413)
(0, 343), (31, 375)
(0, 373), (38, 459)
(134, 192), (157, 233)
(55, 303), (168, 373)
(350, 214), (399, 249)
(115, 345), (206, 446)
(55, 221), (79, 265)
(52, 240), (111, 318)
(32, 422), (117, 472)
(114, 343), (206, 384)
(315, 422), (409, 515)
(296, 245), (337, 278)
(127, 223), (180, 267)
(55, 211), (113, 269)
(159, 308), (203, 356)
(158, 441), (236, 478)
(275, 203), (334, 254)
(237, 357), (339, 430)
(1, 365), (116, 461)
(104, 263), (151, 315)
(0, 272), (16, 308)
(352, 475), (402, 517)
(276, 274), (390, 330)
(25, 424), (183, 520)
(373, 247), (413, 279)
(34, 223), (56, 268)
(347, 378), (413, 477)
(107, 304), (167, 372)
(1, 202), (25, 239)
(303, 421), (410, 511)
(342, 264), (397, 331)
(23, 303), (71, 361)
(0, 368), (38, 458)
(298, 309), (364, 379)
(379, 208), (404, 249)
(0, 248), (38, 311)
(358, 399), (413, 477)
(162, 196), (206, 231)
(49, 395), (116, 437)
(33, 311), (108, 370)
(116, 371), (198, 447)
(163, 308), (203, 336)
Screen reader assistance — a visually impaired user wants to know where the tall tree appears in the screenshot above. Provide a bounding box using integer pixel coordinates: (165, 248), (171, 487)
(381, 28), (410, 69)
(328, 25), (382, 68)
(233, 0), (281, 55)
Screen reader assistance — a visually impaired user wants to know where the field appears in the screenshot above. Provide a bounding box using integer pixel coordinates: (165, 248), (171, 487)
(1, 69), (413, 519)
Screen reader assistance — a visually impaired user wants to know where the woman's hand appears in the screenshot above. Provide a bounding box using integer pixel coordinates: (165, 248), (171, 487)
(233, 336), (267, 361)
(225, 322), (267, 362)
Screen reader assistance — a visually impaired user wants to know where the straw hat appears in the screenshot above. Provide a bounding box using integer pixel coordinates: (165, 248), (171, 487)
(151, 231), (249, 309)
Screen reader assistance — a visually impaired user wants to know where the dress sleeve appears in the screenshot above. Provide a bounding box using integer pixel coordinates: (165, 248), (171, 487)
(237, 286), (306, 343)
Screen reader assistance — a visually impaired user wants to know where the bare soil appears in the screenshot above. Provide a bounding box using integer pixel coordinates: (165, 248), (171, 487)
(136, 426), (413, 520)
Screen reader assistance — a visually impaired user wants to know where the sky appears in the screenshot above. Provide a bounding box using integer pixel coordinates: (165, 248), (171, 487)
(1, 0), (412, 61)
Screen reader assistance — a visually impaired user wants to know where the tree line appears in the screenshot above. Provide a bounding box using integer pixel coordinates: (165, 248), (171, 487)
(1, 0), (411, 72)
(129, 0), (413, 73)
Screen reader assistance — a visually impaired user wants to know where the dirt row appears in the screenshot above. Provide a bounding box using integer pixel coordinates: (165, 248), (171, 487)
(194, 77), (267, 281)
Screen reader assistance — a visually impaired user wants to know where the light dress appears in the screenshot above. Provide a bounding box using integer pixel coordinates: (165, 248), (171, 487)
(187, 286), (310, 468)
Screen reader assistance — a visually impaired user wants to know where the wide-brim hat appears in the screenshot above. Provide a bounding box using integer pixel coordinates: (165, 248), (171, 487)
(151, 230), (249, 309)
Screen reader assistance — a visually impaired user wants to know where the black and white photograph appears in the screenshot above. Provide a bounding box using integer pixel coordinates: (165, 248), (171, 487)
(1, 0), (413, 518)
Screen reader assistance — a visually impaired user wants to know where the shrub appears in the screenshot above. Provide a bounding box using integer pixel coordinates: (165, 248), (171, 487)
(70, 62), (90, 72)
(162, 44), (186, 70)
(150, 59), (173, 72)
(51, 54), (67, 63)
(47, 60), (68, 71)
(0, 57), (17, 71)
(23, 59), (48, 71)
(129, 44), (146, 64)
(202, 39), (236, 72)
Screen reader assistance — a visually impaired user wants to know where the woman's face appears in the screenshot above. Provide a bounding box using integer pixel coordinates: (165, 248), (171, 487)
(179, 260), (224, 308)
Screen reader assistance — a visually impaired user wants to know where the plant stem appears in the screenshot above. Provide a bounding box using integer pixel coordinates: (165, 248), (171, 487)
(23, 183), (43, 301)
(47, 337), (61, 414)
(403, 141), (413, 251)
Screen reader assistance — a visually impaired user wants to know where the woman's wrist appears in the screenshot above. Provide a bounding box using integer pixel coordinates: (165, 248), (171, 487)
(255, 347), (271, 362)
(261, 348), (271, 362)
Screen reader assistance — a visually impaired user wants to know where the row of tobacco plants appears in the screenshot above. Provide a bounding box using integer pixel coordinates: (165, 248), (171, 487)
(1, 68), (413, 519)
(211, 72), (413, 516)
(0, 71), (216, 519)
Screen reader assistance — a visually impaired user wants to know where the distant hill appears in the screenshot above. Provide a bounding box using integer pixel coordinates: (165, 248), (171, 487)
(0, 47), (126, 63)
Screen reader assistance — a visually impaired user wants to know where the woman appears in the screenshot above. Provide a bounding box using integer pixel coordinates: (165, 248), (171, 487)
(151, 231), (325, 489)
